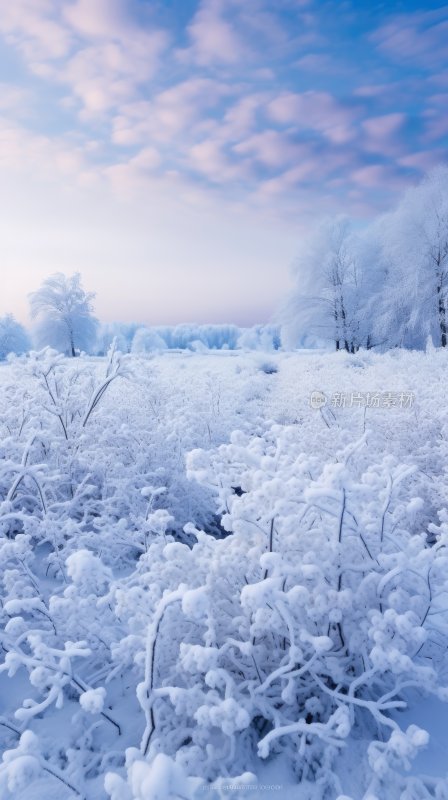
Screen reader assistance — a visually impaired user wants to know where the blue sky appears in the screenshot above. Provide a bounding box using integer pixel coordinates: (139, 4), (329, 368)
(1, 0), (447, 325)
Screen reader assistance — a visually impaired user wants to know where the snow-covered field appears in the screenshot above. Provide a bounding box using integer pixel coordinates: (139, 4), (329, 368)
(1, 346), (448, 799)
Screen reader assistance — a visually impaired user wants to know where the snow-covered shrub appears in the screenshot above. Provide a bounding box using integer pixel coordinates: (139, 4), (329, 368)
(0, 315), (30, 360)
(1, 347), (448, 798)
(0, 730), (84, 798)
(95, 322), (139, 355)
(107, 423), (448, 795)
(237, 324), (281, 351)
(105, 750), (257, 800)
(131, 328), (167, 354)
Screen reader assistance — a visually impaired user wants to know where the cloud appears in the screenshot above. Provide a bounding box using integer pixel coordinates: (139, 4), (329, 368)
(422, 93), (448, 141)
(110, 78), (233, 150)
(233, 129), (305, 168)
(61, 33), (167, 117)
(0, 0), (444, 240)
(102, 147), (162, 195)
(0, 116), (87, 181)
(350, 164), (407, 191)
(63, 0), (130, 39)
(183, 0), (247, 65)
(361, 113), (406, 157)
(362, 113), (405, 139)
(220, 93), (268, 140)
(267, 91), (358, 143)
(398, 150), (447, 172)
(372, 6), (448, 69)
(0, 0), (169, 118)
(0, 0), (72, 60)
(180, 0), (307, 68)
(189, 138), (250, 183)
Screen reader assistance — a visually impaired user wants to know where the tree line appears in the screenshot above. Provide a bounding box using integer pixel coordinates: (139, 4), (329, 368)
(282, 165), (448, 352)
(0, 274), (281, 358)
(2, 166), (448, 359)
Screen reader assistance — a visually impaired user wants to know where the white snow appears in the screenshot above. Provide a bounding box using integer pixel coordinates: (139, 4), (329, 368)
(0, 346), (448, 799)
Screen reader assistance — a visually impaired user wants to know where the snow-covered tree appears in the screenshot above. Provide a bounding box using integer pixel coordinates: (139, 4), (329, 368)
(29, 273), (98, 356)
(379, 166), (448, 349)
(282, 217), (368, 353)
(281, 166), (448, 353)
(131, 327), (167, 354)
(0, 315), (30, 360)
(94, 321), (138, 355)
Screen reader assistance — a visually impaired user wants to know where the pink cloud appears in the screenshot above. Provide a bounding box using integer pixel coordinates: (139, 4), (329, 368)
(220, 93), (267, 140)
(421, 94), (448, 142)
(362, 113), (405, 139)
(350, 164), (408, 192)
(183, 0), (247, 65)
(0, 0), (169, 119)
(353, 84), (393, 98)
(267, 90), (357, 143)
(0, 0), (72, 60)
(103, 146), (162, 195)
(257, 159), (318, 196)
(189, 137), (251, 183)
(63, 0), (129, 40)
(360, 113), (406, 157)
(111, 78), (233, 148)
(372, 7), (448, 69)
(233, 130), (305, 168)
(351, 165), (389, 188)
(398, 150), (447, 172)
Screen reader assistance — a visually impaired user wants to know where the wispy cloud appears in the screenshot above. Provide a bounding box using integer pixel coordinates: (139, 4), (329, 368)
(0, 0), (446, 214)
(0, 0), (447, 323)
(372, 6), (448, 69)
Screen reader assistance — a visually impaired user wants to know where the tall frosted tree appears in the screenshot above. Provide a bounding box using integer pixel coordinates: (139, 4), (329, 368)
(380, 166), (448, 348)
(281, 216), (370, 352)
(29, 273), (98, 356)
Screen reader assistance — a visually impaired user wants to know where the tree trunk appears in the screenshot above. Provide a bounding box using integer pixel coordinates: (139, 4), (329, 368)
(334, 302), (340, 351)
(438, 289), (447, 347)
(340, 296), (350, 353)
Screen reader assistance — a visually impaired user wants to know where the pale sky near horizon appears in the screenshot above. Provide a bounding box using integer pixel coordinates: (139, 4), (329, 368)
(0, 0), (447, 326)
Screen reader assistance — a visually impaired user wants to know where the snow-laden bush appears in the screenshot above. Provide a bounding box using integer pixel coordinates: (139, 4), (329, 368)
(1, 347), (448, 798)
(106, 424), (448, 797)
(0, 315), (30, 360)
(237, 324), (281, 351)
(105, 750), (257, 800)
(131, 328), (167, 354)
